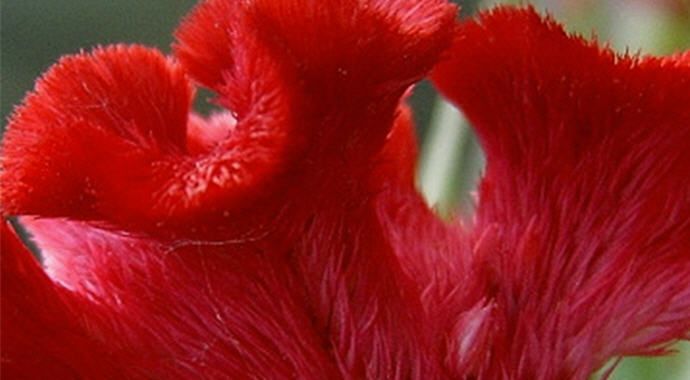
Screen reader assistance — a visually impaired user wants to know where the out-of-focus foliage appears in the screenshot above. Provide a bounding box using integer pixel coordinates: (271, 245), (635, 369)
(1, 1), (688, 379)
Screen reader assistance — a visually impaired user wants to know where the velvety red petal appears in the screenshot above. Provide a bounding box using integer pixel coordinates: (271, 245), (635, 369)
(175, 0), (457, 96)
(172, 2), (466, 371)
(371, 102), (419, 187)
(1, 221), (124, 378)
(3, 0), (459, 239)
(0, 45), (189, 227)
(174, 0), (457, 161)
(20, 217), (362, 378)
(16, 100), (448, 379)
(246, 0), (456, 96)
(173, 0), (237, 91)
(433, 6), (690, 378)
(0, 45), (298, 238)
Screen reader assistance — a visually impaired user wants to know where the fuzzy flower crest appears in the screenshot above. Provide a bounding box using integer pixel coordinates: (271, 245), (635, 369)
(1, 1), (689, 379)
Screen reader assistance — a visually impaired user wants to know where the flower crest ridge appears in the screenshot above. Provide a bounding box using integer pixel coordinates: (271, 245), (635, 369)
(1, 1), (689, 379)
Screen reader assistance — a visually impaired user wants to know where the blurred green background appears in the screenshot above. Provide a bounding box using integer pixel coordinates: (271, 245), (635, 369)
(1, 1), (689, 379)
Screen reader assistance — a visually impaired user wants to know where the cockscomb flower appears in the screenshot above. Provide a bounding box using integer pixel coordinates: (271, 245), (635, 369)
(1, 0), (689, 378)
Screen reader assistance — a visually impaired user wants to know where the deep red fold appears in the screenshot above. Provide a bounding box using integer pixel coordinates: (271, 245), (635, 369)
(1, 221), (124, 378)
(433, 6), (690, 378)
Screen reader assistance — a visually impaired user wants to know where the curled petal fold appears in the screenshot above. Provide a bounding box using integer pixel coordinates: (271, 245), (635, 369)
(1, 45), (191, 221)
(0, 45), (298, 237)
(175, 0), (457, 97)
(3, 0), (459, 237)
(245, 0), (456, 97)
(6, 0), (688, 378)
(433, 6), (690, 377)
(175, 0), (458, 158)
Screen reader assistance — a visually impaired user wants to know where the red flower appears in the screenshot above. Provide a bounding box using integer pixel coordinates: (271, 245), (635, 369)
(1, 1), (689, 379)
